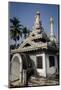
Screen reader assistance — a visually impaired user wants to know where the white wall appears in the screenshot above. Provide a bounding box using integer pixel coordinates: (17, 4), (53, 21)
(55, 56), (58, 74)
(46, 54), (58, 75)
(30, 55), (37, 67)
(30, 53), (46, 77)
(36, 53), (46, 77)
(10, 53), (22, 83)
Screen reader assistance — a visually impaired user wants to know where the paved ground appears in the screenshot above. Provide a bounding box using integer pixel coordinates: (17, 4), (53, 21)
(28, 74), (59, 86)
(10, 74), (59, 87)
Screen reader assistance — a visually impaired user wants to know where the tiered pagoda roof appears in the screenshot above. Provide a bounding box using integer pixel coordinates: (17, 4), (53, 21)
(11, 11), (58, 54)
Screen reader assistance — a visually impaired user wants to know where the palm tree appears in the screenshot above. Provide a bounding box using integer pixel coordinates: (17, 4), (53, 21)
(10, 17), (23, 47)
(22, 27), (30, 39)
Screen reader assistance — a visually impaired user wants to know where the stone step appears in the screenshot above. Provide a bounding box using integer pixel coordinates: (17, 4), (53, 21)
(11, 80), (24, 86)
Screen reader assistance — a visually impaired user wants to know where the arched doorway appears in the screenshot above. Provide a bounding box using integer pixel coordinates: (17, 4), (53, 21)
(10, 53), (22, 86)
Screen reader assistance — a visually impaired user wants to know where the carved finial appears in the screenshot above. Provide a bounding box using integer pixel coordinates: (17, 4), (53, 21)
(34, 11), (41, 29)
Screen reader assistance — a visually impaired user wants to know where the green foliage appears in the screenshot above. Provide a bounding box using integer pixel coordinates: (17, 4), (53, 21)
(10, 17), (23, 46)
(22, 27), (30, 39)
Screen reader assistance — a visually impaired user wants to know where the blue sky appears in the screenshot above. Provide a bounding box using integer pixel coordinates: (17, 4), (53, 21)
(9, 2), (59, 44)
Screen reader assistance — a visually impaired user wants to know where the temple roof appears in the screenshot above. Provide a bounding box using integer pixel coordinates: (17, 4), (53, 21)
(11, 11), (58, 54)
(11, 28), (57, 54)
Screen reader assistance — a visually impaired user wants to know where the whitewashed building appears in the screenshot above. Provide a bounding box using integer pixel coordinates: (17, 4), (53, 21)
(10, 11), (59, 86)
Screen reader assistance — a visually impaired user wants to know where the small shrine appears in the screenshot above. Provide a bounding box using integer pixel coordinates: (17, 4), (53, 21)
(10, 11), (59, 86)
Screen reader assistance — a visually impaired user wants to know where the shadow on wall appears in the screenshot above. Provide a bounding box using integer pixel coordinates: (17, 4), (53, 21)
(21, 53), (38, 85)
(21, 53), (38, 76)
